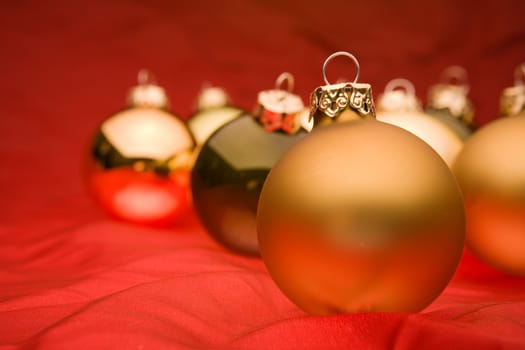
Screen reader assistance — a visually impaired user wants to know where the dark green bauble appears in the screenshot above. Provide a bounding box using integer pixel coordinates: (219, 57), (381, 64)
(191, 114), (306, 255)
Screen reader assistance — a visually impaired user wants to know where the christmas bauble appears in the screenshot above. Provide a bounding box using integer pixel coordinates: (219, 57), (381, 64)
(85, 70), (195, 226)
(187, 86), (244, 145)
(257, 52), (465, 315)
(425, 66), (475, 140)
(453, 71), (525, 275)
(258, 120), (465, 314)
(376, 78), (463, 167)
(191, 73), (306, 255)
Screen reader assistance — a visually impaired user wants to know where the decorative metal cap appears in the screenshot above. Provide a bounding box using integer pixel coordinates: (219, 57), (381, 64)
(255, 72), (305, 134)
(127, 69), (170, 109)
(196, 85), (231, 111)
(427, 66), (474, 124)
(310, 51), (375, 126)
(377, 78), (421, 113)
(500, 63), (525, 117)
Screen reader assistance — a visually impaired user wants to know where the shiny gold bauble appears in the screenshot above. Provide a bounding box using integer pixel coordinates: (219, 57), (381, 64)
(377, 111), (463, 166)
(86, 71), (195, 226)
(453, 114), (525, 275)
(257, 120), (465, 315)
(187, 86), (244, 145)
(188, 106), (244, 145)
(425, 101), (474, 141)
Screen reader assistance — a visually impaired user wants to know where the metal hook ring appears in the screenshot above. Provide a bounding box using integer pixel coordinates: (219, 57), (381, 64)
(384, 78), (416, 96)
(514, 62), (525, 86)
(440, 65), (470, 93)
(322, 51), (360, 85)
(275, 72), (295, 92)
(138, 69), (157, 85)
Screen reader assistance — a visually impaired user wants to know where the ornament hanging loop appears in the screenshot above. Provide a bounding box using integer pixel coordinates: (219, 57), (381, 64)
(256, 72), (304, 134)
(440, 65), (470, 93)
(138, 69), (158, 85)
(128, 69), (169, 109)
(514, 63), (525, 86)
(322, 51), (360, 85)
(500, 62), (525, 117)
(378, 78), (420, 113)
(427, 66), (474, 124)
(275, 72), (295, 93)
(384, 78), (416, 96)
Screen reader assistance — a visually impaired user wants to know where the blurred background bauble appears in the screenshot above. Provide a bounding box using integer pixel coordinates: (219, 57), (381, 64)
(85, 70), (195, 226)
(191, 72), (307, 255)
(453, 63), (525, 276)
(376, 78), (463, 167)
(425, 66), (476, 140)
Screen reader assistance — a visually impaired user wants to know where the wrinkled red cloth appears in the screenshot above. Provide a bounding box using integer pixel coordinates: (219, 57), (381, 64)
(1, 0), (525, 349)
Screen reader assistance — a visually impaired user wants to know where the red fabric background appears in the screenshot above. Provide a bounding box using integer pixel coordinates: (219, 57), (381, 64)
(1, 0), (525, 348)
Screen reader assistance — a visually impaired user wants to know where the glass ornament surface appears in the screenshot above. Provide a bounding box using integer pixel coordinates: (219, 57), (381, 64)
(85, 71), (195, 226)
(376, 79), (463, 167)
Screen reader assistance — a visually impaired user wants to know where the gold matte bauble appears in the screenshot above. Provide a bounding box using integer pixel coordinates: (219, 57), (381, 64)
(453, 114), (525, 275)
(257, 119), (465, 315)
